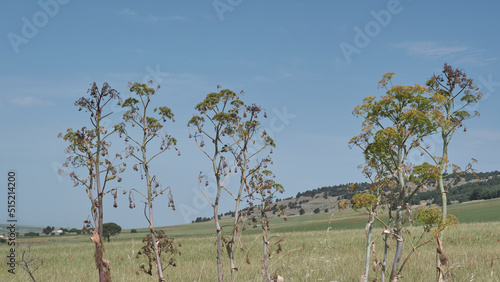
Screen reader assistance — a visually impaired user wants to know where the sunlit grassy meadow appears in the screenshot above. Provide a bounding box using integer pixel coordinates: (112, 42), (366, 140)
(2, 199), (500, 281)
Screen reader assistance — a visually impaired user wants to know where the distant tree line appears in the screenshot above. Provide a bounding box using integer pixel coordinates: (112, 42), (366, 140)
(190, 171), (499, 223)
(294, 171), (499, 205)
(443, 171), (499, 182)
(288, 201), (301, 209)
(192, 217), (212, 223)
(409, 173), (500, 205)
(296, 182), (369, 199)
(25, 232), (40, 237)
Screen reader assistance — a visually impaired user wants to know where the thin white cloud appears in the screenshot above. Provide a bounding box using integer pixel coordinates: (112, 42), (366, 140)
(11, 97), (55, 107)
(394, 41), (497, 66)
(118, 8), (137, 17)
(146, 14), (161, 22)
(253, 76), (272, 82)
(236, 60), (258, 68)
(454, 53), (498, 67)
(333, 56), (348, 68)
(119, 8), (187, 23)
(166, 15), (187, 21)
(395, 41), (469, 58)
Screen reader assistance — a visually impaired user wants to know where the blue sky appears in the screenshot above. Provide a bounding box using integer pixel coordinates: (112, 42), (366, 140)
(1, 0), (499, 229)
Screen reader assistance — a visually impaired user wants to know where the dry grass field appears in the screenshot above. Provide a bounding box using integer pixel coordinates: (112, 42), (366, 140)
(2, 199), (500, 281)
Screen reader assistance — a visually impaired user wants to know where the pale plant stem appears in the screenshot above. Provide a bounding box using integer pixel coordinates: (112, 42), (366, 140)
(390, 146), (405, 280)
(214, 204), (223, 282)
(382, 233), (388, 282)
(230, 151), (246, 281)
(144, 162), (164, 281)
(363, 213), (374, 282)
(436, 99), (452, 282)
(436, 137), (448, 282)
(212, 131), (224, 282)
(136, 100), (166, 281)
(261, 210), (271, 282)
(95, 113), (106, 282)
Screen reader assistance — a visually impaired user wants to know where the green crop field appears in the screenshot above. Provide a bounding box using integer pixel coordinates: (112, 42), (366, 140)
(2, 199), (500, 281)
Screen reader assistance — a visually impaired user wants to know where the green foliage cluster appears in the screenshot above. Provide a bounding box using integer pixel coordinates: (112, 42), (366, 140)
(350, 193), (378, 211)
(414, 206), (442, 226)
(348, 71), (468, 281)
(102, 222), (122, 242)
(414, 206), (458, 235)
